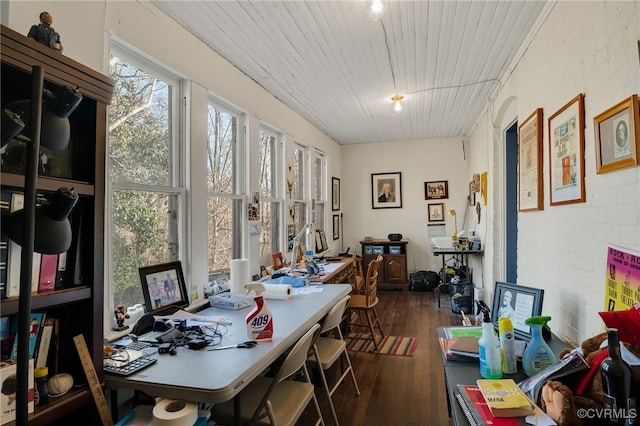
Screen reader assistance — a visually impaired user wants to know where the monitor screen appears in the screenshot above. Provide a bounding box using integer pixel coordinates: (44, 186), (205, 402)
(138, 261), (190, 313)
(315, 229), (329, 254)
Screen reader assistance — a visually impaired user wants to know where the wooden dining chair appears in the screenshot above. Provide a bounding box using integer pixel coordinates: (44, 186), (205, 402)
(308, 295), (360, 425)
(345, 255), (385, 352)
(351, 253), (365, 295)
(211, 323), (324, 426)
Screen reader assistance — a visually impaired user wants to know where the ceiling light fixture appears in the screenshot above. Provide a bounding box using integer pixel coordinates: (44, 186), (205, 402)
(391, 95), (404, 113)
(366, 0), (386, 22)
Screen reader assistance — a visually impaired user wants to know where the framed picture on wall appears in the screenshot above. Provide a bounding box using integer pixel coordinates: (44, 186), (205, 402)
(428, 203), (445, 222)
(424, 180), (448, 200)
(518, 108), (544, 211)
(548, 94), (585, 206)
(371, 172), (402, 209)
(332, 214), (340, 240)
(332, 177), (341, 210)
(594, 94), (639, 174)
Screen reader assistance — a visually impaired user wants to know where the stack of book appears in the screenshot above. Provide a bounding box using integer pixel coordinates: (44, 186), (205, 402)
(454, 378), (557, 426)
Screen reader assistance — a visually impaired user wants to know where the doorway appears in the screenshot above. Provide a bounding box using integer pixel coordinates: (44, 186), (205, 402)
(505, 121), (518, 283)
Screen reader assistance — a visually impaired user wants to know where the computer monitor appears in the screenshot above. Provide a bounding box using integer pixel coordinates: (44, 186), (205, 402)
(315, 229), (329, 254)
(138, 261), (190, 313)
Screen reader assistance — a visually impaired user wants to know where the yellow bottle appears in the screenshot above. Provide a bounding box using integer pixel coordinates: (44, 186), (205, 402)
(499, 317), (517, 374)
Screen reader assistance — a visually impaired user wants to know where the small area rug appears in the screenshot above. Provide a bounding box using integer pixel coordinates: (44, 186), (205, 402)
(346, 334), (419, 356)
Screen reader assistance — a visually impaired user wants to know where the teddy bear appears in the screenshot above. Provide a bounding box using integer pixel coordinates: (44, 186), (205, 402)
(539, 332), (640, 425)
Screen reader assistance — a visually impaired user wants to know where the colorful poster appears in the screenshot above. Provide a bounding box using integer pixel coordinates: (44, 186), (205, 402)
(604, 245), (640, 311)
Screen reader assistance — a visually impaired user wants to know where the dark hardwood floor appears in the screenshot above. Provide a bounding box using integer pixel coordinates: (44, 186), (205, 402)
(300, 290), (461, 426)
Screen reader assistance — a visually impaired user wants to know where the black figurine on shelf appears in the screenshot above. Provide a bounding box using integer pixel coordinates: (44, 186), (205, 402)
(113, 304), (130, 331)
(27, 11), (63, 53)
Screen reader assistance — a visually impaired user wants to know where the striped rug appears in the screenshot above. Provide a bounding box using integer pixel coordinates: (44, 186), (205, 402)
(346, 334), (419, 356)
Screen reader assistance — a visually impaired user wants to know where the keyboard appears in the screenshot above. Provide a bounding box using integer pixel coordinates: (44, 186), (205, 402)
(104, 355), (157, 376)
(125, 341), (157, 356)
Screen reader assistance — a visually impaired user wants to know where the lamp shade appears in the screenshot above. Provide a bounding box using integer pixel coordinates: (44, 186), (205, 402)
(1, 108), (25, 147)
(5, 187), (78, 254)
(3, 85), (82, 151)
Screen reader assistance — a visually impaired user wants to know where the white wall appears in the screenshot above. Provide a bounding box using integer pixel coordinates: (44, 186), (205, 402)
(341, 137), (478, 280)
(469, 1), (640, 344)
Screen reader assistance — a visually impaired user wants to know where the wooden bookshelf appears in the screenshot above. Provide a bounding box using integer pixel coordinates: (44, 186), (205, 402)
(0, 24), (113, 424)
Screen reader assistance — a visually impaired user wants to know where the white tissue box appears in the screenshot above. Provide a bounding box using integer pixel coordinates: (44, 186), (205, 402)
(209, 293), (252, 310)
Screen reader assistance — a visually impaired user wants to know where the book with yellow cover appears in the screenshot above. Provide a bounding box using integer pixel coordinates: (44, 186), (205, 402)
(476, 378), (535, 417)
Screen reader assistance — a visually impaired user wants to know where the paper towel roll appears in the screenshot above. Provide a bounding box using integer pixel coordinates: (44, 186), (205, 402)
(230, 258), (249, 294)
(262, 283), (292, 300)
(152, 399), (198, 426)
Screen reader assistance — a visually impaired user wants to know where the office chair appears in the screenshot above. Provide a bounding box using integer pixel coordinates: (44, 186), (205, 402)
(345, 255), (385, 352)
(308, 295), (360, 425)
(211, 323), (324, 426)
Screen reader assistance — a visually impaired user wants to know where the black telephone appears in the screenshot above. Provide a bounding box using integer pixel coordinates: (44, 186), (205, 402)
(307, 261), (319, 275)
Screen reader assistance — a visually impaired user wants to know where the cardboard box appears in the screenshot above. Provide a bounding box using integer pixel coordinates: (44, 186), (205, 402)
(1, 359), (34, 425)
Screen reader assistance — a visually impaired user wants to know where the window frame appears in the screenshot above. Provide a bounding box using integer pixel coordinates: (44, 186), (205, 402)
(206, 96), (247, 274)
(105, 40), (187, 335)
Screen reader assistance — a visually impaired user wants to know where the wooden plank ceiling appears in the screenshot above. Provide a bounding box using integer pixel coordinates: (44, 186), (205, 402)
(152, 0), (554, 145)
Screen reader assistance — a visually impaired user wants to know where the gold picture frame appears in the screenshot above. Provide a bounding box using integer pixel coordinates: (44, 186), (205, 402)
(594, 94), (639, 174)
(548, 94), (586, 206)
(518, 108), (544, 211)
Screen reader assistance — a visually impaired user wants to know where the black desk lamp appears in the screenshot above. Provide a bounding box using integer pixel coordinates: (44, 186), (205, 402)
(1, 65), (81, 426)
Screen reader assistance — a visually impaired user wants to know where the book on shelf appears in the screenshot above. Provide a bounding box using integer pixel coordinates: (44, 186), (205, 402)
(454, 384), (520, 426)
(38, 254), (58, 293)
(9, 312), (46, 361)
(518, 348), (589, 402)
(34, 317), (56, 369)
(4, 192), (42, 297)
(0, 190), (9, 300)
(0, 358), (34, 424)
(476, 378), (535, 417)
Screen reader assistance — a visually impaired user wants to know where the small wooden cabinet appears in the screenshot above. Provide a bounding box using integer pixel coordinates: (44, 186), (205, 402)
(360, 239), (408, 291)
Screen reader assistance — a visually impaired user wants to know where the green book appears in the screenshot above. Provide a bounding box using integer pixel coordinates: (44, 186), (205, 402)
(444, 326), (483, 339)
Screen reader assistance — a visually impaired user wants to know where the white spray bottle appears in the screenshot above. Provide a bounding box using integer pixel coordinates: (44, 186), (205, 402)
(244, 282), (273, 341)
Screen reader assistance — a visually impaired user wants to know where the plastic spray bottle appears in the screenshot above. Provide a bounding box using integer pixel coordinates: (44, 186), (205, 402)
(499, 317), (517, 374)
(478, 311), (502, 379)
(522, 316), (557, 377)
(244, 282), (273, 341)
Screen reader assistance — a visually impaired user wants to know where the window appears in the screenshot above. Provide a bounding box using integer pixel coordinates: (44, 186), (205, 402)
(288, 144), (309, 254)
(258, 126), (282, 266)
(312, 149), (327, 231)
(107, 44), (185, 330)
(207, 99), (245, 273)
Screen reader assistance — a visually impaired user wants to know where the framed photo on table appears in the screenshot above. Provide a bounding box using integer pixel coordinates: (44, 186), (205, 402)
(548, 94), (585, 206)
(594, 94), (639, 174)
(518, 108), (544, 211)
(371, 172), (402, 209)
(491, 281), (544, 341)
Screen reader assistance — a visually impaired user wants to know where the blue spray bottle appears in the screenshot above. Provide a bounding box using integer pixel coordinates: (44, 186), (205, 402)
(522, 316), (557, 377)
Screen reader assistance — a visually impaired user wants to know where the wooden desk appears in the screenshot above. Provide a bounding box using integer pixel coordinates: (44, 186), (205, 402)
(436, 326), (568, 425)
(308, 257), (356, 285)
(106, 284), (352, 425)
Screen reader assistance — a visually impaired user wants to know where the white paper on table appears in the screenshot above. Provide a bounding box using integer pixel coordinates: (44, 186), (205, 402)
(292, 286), (324, 295)
(155, 309), (229, 326)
